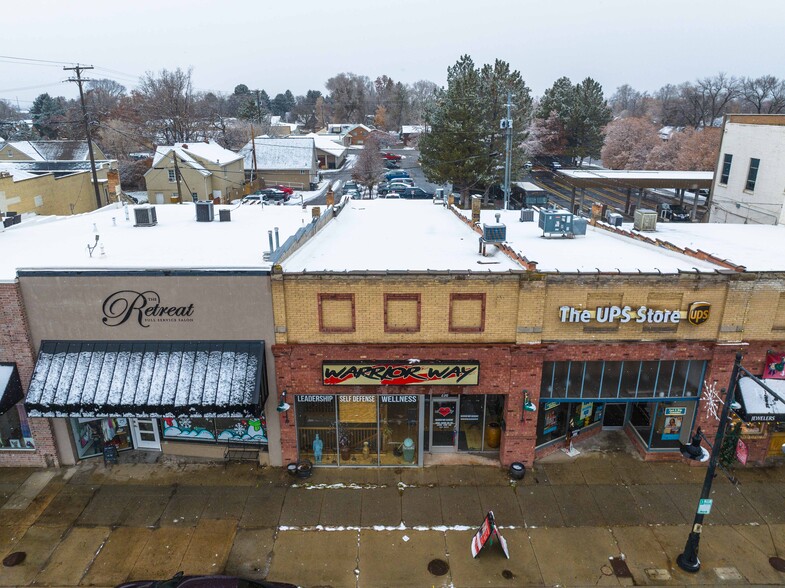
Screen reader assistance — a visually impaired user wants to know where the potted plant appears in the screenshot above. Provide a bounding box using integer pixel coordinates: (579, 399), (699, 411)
(339, 434), (351, 461)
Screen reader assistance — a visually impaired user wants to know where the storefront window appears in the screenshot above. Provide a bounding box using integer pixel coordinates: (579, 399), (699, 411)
(536, 401), (568, 446)
(70, 417), (132, 459)
(459, 395), (484, 450)
(630, 401), (697, 450)
(338, 394), (378, 466)
(380, 395), (418, 465)
(571, 401), (600, 430)
(630, 402), (653, 442)
(551, 363), (569, 397)
(670, 361), (691, 396)
(637, 362), (660, 397)
(566, 363), (584, 397)
(619, 361), (641, 398)
(601, 362), (622, 397)
(0, 405), (35, 450)
(483, 395), (504, 451)
(162, 416), (268, 444)
(583, 362), (604, 397)
(296, 395), (337, 465)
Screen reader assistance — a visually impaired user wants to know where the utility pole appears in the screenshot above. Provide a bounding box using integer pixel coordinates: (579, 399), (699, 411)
(501, 91), (514, 210)
(64, 64), (102, 210)
(172, 153), (183, 204)
(250, 124), (258, 187)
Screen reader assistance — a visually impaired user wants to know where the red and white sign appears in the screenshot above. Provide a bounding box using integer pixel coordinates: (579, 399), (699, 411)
(736, 438), (749, 465)
(764, 352), (785, 380)
(471, 511), (510, 559)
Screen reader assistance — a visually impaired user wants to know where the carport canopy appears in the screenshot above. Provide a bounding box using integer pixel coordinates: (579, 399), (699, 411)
(557, 170), (714, 190)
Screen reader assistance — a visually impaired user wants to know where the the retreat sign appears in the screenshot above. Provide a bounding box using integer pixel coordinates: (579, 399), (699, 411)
(322, 361), (480, 386)
(558, 301), (711, 326)
(102, 290), (195, 328)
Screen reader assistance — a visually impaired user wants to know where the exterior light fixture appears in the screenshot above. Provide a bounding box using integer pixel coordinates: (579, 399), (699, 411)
(277, 389), (290, 413)
(523, 391), (537, 413)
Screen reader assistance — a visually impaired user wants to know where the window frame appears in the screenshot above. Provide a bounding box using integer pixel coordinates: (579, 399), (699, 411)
(745, 157), (760, 192)
(168, 169), (176, 183)
(719, 153), (733, 185)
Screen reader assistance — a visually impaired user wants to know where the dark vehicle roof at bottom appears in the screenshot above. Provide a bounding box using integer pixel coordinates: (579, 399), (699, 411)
(116, 573), (297, 587)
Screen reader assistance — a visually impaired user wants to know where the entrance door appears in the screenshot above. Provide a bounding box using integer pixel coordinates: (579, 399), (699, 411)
(130, 418), (161, 451)
(602, 403), (627, 429)
(431, 398), (458, 451)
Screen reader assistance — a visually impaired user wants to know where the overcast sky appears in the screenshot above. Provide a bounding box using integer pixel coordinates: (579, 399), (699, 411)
(2, 0), (783, 108)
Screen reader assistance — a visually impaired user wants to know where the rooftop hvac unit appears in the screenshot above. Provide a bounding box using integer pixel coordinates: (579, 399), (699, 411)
(634, 208), (658, 232)
(482, 220), (506, 242)
(195, 200), (214, 222)
(606, 212), (623, 227)
(219, 209), (231, 222)
(520, 208), (534, 222)
(572, 217), (588, 236)
(538, 210), (573, 237)
(133, 205), (157, 227)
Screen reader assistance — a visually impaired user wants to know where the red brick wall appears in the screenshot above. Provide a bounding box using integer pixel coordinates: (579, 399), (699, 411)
(0, 282), (58, 467)
(272, 340), (736, 468)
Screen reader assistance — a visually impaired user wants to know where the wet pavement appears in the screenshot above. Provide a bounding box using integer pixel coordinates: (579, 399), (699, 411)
(1, 449), (785, 587)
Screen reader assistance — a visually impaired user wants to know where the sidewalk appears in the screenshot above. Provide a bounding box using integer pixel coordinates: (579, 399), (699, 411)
(1, 445), (785, 587)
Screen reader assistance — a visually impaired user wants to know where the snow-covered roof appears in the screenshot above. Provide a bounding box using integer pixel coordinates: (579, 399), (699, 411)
(282, 200), (523, 273)
(347, 124), (372, 134)
(4, 141), (92, 161)
(152, 141), (242, 169)
(238, 138), (316, 171)
(0, 162), (40, 181)
(401, 125), (429, 135)
(559, 170), (714, 182)
(304, 133), (347, 158)
(738, 377), (785, 420)
(460, 209), (723, 274)
(0, 201), (319, 281)
(513, 182), (545, 192)
(151, 146), (210, 177)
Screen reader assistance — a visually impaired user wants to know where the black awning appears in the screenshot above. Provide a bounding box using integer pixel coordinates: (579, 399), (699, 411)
(0, 363), (24, 416)
(24, 341), (267, 418)
(736, 376), (785, 423)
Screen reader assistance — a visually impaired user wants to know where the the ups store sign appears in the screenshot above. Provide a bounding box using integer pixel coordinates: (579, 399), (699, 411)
(687, 301), (711, 326)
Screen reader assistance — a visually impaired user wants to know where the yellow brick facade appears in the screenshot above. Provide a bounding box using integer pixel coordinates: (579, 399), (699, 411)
(0, 170), (110, 216)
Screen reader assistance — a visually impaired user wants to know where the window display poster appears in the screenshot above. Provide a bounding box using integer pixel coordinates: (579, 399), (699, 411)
(543, 405), (559, 435)
(580, 402), (593, 420)
(662, 416), (683, 440)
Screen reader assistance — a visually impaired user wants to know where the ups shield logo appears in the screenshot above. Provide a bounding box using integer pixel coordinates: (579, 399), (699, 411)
(688, 302), (711, 326)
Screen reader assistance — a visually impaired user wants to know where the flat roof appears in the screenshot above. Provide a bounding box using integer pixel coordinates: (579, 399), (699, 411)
(557, 169), (714, 189)
(0, 202), (317, 281)
(282, 200), (523, 273)
(462, 209), (723, 274)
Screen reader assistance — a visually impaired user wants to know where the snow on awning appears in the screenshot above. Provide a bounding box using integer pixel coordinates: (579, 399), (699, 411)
(736, 376), (785, 423)
(0, 363), (23, 416)
(24, 341), (267, 418)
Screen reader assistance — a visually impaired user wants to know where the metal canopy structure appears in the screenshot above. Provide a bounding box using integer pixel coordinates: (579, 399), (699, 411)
(0, 363), (23, 416)
(556, 170), (714, 190)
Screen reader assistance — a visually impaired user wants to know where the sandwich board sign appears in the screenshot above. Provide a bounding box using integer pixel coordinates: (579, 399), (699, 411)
(471, 511), (510, 559)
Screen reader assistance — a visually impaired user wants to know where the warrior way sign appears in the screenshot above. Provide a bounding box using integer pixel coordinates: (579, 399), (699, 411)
(322, 361), (480, 386)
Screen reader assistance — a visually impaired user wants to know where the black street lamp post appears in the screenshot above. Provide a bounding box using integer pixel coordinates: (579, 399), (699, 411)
(678, 352), (785, 572)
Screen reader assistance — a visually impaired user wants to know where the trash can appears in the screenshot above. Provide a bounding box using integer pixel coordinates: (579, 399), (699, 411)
(402, 438), (415, 463)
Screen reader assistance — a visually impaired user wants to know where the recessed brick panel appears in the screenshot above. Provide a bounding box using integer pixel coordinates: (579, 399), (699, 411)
(384, 293), (420, 333)
(449, 293), (485, 333)
(318, 293), (356, 333)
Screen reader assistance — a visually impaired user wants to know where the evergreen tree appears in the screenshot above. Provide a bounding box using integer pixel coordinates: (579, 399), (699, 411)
(30, 92), (65, 138)
(719, 421), (741, 469)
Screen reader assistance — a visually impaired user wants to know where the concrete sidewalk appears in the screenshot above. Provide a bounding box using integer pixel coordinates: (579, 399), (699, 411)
(1, 449), (785, 588)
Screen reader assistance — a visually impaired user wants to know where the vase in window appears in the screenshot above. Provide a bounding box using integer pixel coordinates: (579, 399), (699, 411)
(339, 434), (351, 461)
(485, 422), (501, 449)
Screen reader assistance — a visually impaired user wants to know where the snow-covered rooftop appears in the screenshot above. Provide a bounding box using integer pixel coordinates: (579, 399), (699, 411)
(151, 146), (210, 177)
(304, 133), (347, 158)
(282, 200), (523, 273)
(559, 170), (714, 182)
(239, 138), (316, 171)
(151, 141), (242, 171)
(4, 140), (91, 161)
(0, 202), (318, 281)
(0, 162), (40, 181)
(461, 209), (723, 274)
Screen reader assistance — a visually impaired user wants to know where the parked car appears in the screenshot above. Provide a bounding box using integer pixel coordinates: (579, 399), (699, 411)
(264, 189), (289, 203)
(116, 572), (297, 588)
(381, 152), (402, 161)
(377, 181), (414, 195)
(383, 160), (400, 169)
(345, 188), (361, 199)
(658, 203), (691, 222)
(399, 187), (434, 200)
(274, 185), (294, 195)
(383, 192), (402, 199)
(384, 170), (411, 181)
(343, 181), (359, 195)
(241, 194), (267, 204)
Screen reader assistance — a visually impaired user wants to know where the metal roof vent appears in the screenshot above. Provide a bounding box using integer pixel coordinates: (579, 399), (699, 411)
(133, 205), (157, 227)
(634, 209), (657, 232)
(195, 201), (214, 222)
(482, 213), (506, 242)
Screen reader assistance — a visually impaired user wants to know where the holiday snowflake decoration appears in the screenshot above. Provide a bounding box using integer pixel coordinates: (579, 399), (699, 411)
(233, 422), (246, 436)
(178, 416), (192, 429)
(704, 380), (723, 421)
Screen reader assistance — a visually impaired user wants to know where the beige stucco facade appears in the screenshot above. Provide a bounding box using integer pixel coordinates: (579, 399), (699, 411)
(145, 156), (245, 204)
(19, 272), (282, 466)
(0, 169), (111, 216)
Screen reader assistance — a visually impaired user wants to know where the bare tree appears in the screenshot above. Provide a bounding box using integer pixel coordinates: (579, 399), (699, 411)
(741, 75), (785, 114)
(136, 67), (202, 144)
(601, 117), (659, 169)
(609, 84), (648, 118)
(695, 73), (740, 126)
(352, 135), (384, 198)
(325, 72), (373, 122)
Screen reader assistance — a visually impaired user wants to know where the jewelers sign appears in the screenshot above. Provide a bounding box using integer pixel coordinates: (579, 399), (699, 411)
(559, 302), (711, 326)
(323, 361), (479, 386)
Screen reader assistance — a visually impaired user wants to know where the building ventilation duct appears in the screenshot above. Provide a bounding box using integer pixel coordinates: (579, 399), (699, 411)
(195, 201), (214, 222)
(133, 205), (157, 227)
(634, 209), (658, 232)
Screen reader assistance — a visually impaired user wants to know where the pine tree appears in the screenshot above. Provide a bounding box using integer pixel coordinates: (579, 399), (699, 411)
(719, 421), (741, 469)
(30, 93), (64, 139)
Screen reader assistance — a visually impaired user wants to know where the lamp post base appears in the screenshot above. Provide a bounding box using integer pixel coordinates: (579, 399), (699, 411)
(677, 552), (700, 573)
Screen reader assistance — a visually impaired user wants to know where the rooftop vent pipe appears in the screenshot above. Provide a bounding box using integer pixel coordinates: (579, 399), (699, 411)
(274, 227), (280, 249)
(268, 230), (274, 253)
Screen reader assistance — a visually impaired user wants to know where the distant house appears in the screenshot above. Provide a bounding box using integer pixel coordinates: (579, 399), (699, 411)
(344, 124), (372, 146)
(658, 126), (684, 141)
(400, 125), (429, 146)
(317, 124), (373, 146)
(304, 133), (347, 169)
(0, 140), (119, 215)
(144, 140), (244, 205)
(238, 137), (319, 190)
(269, 116), (300, 137)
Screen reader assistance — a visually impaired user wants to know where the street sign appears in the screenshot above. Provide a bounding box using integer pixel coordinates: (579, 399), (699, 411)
(697, 499), (713, 515)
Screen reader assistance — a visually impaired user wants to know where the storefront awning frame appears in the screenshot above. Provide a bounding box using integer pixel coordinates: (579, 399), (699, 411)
(736, 376), (785, 423)
(24, 340), (267, 418)
(0, 362), (24, 416)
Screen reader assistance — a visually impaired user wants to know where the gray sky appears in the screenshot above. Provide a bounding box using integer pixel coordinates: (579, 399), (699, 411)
(2, 0), (784, 108)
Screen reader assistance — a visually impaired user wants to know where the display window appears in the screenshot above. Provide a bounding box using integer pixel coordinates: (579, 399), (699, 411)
(0, 405), (35, 450)
(70, 417), (132, 459)
(537, 401), (569, 446)
(162, 416), (268, 444)
(629, 400), (697, 450)
(338, 394), (379, 466)
(296, 395), (338, 465)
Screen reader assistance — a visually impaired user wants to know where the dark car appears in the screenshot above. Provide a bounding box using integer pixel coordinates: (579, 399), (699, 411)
(399, 187), (434, 200)
(659, 203), (691, 222)
(377, 181), (413, 195)
(254, 188), (289, 202)
(384, 170), (410, 181)
(383, 160), (400, 169)
(116, 571), (297, 588)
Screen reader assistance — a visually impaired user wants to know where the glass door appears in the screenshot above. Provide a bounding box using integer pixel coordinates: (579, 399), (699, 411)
(130, 418), (161, 451)
(430, 397), (458, 452)
(602, 403), (627, 429)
